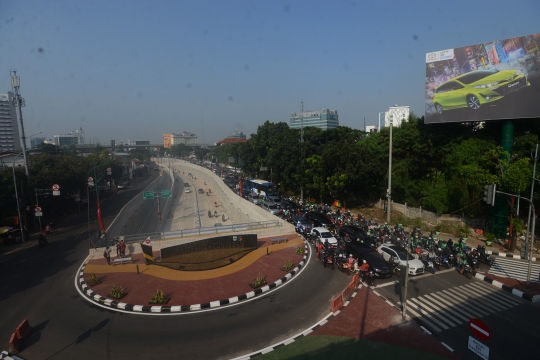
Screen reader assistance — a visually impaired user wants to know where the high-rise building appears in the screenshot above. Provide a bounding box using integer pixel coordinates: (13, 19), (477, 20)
(30, 137), (46, 148)
(54, 127), (85, 146)
(0, 92), (21, 152)
(289, 108), (339, 130)
(378, 105), (409, 130)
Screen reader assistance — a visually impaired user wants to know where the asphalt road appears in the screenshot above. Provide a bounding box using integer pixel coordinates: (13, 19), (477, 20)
(375, 268), (540, 359)
(0, 164), (352, 360)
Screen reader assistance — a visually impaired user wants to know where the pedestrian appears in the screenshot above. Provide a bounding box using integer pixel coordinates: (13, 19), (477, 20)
(44, 224), (52, 237)
(119, 240), (126, 257)
(214, 210), (218, 217)
(115, 240), (120, 256)
(103, 246), (112, 265)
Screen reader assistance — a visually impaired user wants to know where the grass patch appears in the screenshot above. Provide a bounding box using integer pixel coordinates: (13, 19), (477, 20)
(258, 335), (449, 360)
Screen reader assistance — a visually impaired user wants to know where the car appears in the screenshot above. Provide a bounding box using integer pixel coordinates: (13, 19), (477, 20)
(311, 227), (338, 247)
(198, 188), (205, 194)
(184, 188), (191, 193)
(247, 192), (262, 205)
(184, 183), (190, 187)
(154, 167), (159, 171)
(266, 194), (281, 204)
(292, 215), (313, 233)
(377, 243), (425, 276)
(239, 189), (250, 199)
(346, 242), (393, 278)
(304, 212), (333, 228)
(262, 201), (280, 215)
(280, 199), (298, 211)
(339, 225), (371, 244)
(432, 69), (530, 114)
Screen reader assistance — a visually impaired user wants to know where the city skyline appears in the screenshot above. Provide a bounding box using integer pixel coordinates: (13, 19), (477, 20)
(1, 1), (538, 144)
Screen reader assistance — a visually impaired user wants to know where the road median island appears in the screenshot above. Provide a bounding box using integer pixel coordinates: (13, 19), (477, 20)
(78, 235), (309, 310)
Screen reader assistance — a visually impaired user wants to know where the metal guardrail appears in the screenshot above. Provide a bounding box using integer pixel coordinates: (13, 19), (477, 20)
(103, 220), (282, 247)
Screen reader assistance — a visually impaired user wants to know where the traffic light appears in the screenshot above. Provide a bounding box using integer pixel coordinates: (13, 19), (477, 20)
(483, 184), (496, 206)
(398, 265), (407, 287)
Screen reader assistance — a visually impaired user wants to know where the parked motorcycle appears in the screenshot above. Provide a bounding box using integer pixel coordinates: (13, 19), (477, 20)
(477, 245), (493, 267)
(360, 270), (377, 287)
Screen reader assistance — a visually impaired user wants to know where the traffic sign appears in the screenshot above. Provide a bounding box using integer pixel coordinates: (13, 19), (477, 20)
(161, 190), (172, 198)
(469, 318), (491, 341)
(52, 184), (60, 191)
(35, 206), (42, 217)
(468, 336), (489, 360)
(143, 191), (154, 199)
(88, 182), (94, 187)
(88, 177), (93, 182)
(107, 167), (112, 175)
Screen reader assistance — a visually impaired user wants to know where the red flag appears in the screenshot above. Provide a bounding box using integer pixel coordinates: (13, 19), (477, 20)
(97, 199), (106, 233)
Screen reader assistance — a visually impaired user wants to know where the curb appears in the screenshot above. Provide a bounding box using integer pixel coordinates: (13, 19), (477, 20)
(486, 250), (537, 262)
(77, 242), (310, 314)
(230, 284), (364, 360)
(473, 272), (540, 303)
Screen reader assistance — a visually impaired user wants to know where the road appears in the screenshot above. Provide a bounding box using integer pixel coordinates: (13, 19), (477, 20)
(374, 268), (540, 359)
(0, 163), (352, 359)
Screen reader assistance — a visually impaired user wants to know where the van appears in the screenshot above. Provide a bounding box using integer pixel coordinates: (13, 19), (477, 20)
(248, 192), (261, 205)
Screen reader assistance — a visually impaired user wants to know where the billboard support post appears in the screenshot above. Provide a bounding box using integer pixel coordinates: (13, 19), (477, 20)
(502, 120), (515, 249)
(387, 121), (392, 224)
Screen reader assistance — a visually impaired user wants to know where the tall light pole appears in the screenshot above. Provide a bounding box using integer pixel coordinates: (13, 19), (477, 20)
(386, 117), (393, 224)
(10, 71), (31, 180)
(300, 101), (304, 203)
(12, 153), (26, 242)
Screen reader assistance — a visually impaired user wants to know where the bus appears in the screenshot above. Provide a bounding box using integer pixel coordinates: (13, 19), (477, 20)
(244, 178), (280, 199)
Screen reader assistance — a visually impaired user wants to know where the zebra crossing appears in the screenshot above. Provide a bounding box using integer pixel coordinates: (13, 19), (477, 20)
(404, 281), (523, 333)
(488, 257), (540, 283)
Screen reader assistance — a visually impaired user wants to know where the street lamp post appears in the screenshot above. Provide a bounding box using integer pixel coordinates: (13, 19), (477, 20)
(387, 118), (393, 223)
(12, 153), (26, 242)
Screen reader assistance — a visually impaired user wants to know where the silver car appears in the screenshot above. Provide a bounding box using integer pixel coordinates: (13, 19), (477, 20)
(248, 192), (262, 205)
(262, 201), (280, 215)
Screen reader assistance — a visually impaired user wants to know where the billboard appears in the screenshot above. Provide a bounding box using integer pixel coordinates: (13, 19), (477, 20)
(163, 133), (172, 148)
(425, 32), (540, 124)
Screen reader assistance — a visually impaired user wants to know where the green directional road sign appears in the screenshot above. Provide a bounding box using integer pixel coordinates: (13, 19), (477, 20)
(161, 190), (172, 198)
(143, 191), (154, 199)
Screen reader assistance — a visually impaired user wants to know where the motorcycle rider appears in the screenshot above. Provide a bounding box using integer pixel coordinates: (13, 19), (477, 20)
(358, 260), (370, 281)
(348, 254), (355, 270)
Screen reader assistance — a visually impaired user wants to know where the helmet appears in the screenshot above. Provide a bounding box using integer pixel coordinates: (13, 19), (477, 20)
(349, 254), (353, 257)
(363, 260), (367, 264)
(438, 248), (441, 251)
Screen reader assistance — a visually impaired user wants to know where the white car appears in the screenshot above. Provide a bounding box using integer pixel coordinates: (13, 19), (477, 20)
(184, 188), (191, 193)
(378, 243), (425, 275)
(311, 227), (338, 247)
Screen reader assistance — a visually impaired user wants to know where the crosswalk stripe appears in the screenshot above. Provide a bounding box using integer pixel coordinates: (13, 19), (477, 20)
(458, 285), (509, 311)
(407, 298), (451, 329)
(428, 292), (477, 320)
(405, 306), (443, 332)
(441, 288), (493, 317)
(406, 281), (523, 333)
(423, 294), (469, 322)
(474, 281), (524, 305)
(464, 283), (522, 306)
(488, 258), (540, 282)
(413, 296), (461, 327)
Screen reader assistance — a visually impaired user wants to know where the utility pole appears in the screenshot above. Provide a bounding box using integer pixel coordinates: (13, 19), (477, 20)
(300, 101), (304, 203)
(10, 71), (30, 180)
(386, 118), (393, 223)
(525, 144), (538, 286)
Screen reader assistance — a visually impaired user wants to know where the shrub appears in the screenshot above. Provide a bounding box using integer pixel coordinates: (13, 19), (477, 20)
(149, 289), (169, 304)
(484, 232), (495, 241)
(109, 285), (126, 299)
(295, 246), (304, 255)
(87, 273), (100, 286)
(282, 260), (294, 271)
(251, 273), (267, 288)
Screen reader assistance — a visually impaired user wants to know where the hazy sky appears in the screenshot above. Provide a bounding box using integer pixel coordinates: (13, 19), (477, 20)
(1, 0), (538, 145)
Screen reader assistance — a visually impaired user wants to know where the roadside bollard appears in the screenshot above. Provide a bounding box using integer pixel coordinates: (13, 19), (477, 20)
(136, 264), (140, 274)
(267, 247), (269, 256)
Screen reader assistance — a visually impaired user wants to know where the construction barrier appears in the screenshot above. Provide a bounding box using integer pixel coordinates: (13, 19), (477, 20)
(331, 294), (344, 312)
(8, 318), (32, 355)
(351, 273), (360, 288)
(342, 282), (355, 301)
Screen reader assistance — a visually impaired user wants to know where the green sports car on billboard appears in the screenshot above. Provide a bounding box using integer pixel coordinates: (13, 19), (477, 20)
(432, 69), (529, 114)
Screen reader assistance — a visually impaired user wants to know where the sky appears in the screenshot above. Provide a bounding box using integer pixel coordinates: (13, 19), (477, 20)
(1, 0), (539, 145)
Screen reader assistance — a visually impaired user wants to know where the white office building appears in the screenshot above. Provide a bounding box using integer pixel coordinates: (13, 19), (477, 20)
(0, 92), (21, 152)
(289, 108), (339, 130)
(378, 105), (410, 130)
(171, 131), (198, 145)
(54, 128), (85, 146)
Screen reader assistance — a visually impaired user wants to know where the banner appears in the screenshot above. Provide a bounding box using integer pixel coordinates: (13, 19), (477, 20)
(425, 32), (540, 124)
(141, 239), (154, 262)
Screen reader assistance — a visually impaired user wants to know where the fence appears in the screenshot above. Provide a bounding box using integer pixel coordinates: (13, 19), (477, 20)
(376, 199), (485, 229)
(331, 273), (360, 312)
(90, 220), (282, 255)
